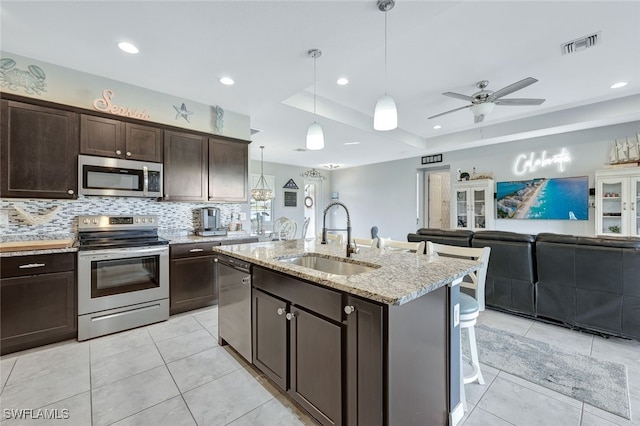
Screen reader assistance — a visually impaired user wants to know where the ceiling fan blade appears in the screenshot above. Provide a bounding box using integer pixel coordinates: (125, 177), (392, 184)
(489, 77), (538, 100)
(442, 92), (474, 102)
(494, 98), (546, 106)
(474, 114), (485, 124)
(428, 104), (472, 119)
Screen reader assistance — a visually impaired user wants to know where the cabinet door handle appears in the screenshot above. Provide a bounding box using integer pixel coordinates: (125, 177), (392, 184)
(286, 312), (296, 321)
(19, 263), (46, 269)
(623, 202), (627, 211)
(115, 149), (122, 155)
(67, 189), (74, 195)
(189, 248), (204, 253)
(242, 277), (250, 285)
(276, 308), (286, 316)
(344, 305), (356, 315)
(126, 151), (132, 157)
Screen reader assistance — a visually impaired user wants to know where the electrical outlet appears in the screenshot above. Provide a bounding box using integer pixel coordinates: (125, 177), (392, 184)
(0, 209), (9, 227)
(239, 212), (247, 221)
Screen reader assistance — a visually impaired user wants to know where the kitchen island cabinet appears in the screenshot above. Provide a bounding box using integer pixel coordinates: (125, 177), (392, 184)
(0, 252), (77, 355)
(1, 100), (78, 199)
(253, 266), (344, 425)
(215, 240), (479, 426)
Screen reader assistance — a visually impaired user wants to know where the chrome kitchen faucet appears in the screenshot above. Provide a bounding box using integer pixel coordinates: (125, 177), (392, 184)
(321, 201), (356, 258)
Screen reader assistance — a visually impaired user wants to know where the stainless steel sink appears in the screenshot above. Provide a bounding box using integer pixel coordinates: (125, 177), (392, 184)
(277, 254), (379, 276)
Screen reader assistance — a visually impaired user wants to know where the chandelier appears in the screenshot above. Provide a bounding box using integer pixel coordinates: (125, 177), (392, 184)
(251, 146), (274, 201)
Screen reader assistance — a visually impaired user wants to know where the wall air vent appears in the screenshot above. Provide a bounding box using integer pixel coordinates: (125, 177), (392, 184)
(561, 32), (601, 55)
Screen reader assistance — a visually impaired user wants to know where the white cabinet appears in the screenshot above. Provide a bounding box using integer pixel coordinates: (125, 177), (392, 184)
(595, 169), (640, 236)
(452, 179), (494, 230)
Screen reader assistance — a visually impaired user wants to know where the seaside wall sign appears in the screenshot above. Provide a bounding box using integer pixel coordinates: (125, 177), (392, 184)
(93, 89), (151, 120)
(513, 148), (571, 176)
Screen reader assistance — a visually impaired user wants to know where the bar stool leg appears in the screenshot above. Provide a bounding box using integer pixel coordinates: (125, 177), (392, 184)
(460, 332), (468, 412)
(467, 324), (485, 385)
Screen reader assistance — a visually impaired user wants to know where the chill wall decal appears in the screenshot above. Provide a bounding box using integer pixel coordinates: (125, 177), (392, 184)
(0, 57), (47, 95)
(93, 89), (151, 120)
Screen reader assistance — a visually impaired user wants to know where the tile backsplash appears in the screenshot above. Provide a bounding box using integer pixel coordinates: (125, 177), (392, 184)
(0, 196), (242, 240)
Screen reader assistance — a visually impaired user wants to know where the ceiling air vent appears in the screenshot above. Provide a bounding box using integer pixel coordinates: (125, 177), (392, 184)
(561, 32), (601, 55)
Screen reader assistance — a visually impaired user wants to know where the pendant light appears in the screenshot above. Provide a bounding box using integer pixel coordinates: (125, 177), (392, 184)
(306, 48), (324, 150)
(374, 0), (397, 131)
(251, 146), (274, 201)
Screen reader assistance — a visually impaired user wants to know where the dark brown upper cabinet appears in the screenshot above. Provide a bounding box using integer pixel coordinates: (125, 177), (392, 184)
(1, 100), (79, 199)
(163, 130), (207, 201)
(80, 115), (162, 163)
(208, 137), (249, 202)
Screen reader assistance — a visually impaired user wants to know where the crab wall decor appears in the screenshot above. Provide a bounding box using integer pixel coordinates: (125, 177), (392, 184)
(0, 58), (47, 95)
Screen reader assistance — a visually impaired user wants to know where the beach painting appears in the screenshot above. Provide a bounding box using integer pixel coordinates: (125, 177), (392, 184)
(497, 176), (588, 220)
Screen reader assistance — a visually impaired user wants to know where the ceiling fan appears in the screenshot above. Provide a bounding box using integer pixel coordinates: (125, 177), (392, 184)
(428, 77), (545, 123)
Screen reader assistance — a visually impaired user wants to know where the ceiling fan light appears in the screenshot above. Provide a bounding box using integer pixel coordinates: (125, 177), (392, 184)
(306, 122), (324, 150)
(374, 94), (397, 131)
(470, 102), (496, 116)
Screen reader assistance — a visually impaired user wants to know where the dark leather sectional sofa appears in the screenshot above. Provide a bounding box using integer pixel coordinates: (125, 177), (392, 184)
(407, 228), (640, 340)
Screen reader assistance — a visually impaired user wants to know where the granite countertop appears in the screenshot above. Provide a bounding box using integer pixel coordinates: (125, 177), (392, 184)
(214, 239), (480, 306)
(0, 232), (260, 257)
(164, 233), (259, 245)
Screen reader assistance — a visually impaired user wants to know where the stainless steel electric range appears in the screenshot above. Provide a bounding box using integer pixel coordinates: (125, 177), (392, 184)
(76, 215), (169, 341)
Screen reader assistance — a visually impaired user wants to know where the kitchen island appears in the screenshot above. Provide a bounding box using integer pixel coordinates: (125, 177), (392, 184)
(214, 239), (480, 426)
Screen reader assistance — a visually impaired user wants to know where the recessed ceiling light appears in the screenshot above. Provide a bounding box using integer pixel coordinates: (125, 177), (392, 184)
(344, 141), (360, 145)
(610, 81), (627, 89)
(117, 42), (139, 54)
(433, 125), (442, 130)
(337, 77), (349, 86)
(219, 77), (235, 85)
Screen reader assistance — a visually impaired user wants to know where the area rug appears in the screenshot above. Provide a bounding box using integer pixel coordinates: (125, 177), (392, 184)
(470, 324), (630, 419)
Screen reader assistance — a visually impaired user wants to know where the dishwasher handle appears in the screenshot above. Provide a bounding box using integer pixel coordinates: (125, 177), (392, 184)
(215, 257), (251, 274)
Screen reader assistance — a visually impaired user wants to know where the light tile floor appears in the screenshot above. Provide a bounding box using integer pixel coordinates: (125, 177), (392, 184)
(0, 306), (637, 426)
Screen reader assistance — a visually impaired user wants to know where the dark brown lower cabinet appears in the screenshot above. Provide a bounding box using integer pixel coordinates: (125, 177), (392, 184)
(0, 253), (77, 355)
(345, 295), (384, 426)
(169, 242), (220, 315)
(252, 266), (383, 426)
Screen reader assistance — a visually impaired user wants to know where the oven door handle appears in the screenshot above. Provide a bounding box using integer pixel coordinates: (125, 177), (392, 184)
(79, 247), (168, 259)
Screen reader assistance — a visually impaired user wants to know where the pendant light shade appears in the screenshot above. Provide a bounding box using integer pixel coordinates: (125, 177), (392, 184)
(306, 122), (324, 150)
(374, 0), (397, 131)
(306, 48), (324, 150)
(251, 146), (274, 201)
(374, 94), (397, 131)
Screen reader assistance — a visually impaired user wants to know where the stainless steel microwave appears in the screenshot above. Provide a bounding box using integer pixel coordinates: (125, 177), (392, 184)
(78, 155), (162, 198)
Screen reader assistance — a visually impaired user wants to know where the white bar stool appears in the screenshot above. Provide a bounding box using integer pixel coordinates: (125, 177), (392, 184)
(459, 292), (484, 411)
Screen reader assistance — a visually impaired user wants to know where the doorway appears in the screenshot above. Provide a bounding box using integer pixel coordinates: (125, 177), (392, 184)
(419, 167), (451, 229)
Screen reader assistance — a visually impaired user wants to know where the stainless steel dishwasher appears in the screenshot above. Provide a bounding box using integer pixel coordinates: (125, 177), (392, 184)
(215, 254), (252, 362)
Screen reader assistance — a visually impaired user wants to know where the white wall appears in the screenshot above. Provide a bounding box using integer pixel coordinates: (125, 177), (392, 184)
(330, 121), (640, 240)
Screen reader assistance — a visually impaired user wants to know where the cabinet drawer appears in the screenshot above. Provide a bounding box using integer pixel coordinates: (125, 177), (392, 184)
(253, 266), (342, 322)
(170, 242), (221, 259)
(1, 252), (75, 278)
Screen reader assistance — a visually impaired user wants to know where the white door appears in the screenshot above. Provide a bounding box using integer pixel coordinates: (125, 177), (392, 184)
(428, 173), (443, 228)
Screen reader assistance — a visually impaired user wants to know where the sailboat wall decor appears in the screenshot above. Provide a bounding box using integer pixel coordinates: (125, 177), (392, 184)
(608, 133), (640, 166)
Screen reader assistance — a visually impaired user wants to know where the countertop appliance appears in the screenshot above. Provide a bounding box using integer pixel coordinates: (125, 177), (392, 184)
(216, 254), (252, 362)
(77, 214), (169, 341)
(78, 154), (162, 198)
(197, 207), (227, 236)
